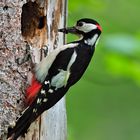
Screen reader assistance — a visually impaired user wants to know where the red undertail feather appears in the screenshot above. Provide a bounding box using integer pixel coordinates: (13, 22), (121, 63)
(26, 76), (42, 105)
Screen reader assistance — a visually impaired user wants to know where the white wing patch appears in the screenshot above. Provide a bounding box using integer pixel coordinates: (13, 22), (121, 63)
(51, 51), (77, 90)
(35, 43), (78, 83)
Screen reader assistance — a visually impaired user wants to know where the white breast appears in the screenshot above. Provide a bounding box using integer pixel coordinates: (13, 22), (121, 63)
(35, 43), (78, 83)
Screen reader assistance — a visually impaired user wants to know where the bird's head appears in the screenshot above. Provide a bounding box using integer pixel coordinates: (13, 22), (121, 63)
(58, 18), (102, 37)
(59, 18), (102, 46)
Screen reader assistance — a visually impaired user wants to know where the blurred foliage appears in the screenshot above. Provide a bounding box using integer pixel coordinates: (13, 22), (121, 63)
(66, 0), (140, 140)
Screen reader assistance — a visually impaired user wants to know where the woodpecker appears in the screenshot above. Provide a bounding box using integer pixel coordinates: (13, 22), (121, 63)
(7, 18), (102, 140)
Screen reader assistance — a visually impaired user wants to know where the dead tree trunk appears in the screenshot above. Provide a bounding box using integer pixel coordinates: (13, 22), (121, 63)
(0, 0), (67, 139)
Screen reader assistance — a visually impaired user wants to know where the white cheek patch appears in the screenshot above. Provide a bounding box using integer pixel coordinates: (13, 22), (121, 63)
(95, 37), (100, 47)
(84, 34), (99, 46)
(77, 22), (97, 33)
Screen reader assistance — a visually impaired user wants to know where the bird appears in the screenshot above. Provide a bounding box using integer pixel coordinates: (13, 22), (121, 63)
(7, 18), (102, 140)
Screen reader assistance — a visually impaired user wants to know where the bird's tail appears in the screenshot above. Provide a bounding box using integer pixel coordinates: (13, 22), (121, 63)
(7, 104), (38, 140)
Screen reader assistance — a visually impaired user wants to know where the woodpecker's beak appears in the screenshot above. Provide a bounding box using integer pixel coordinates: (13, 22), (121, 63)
(58, 26), (78, 34)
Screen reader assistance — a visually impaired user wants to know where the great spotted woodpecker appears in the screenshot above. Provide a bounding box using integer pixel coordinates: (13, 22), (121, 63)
(7, 18), (102, 140)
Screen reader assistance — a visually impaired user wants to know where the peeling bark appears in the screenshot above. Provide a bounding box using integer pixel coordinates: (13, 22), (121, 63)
(0, 0), (67, 139)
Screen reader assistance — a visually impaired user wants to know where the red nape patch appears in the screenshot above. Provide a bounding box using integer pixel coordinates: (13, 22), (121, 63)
(96, 24), (102, 31)
(26, 76), (42, 105)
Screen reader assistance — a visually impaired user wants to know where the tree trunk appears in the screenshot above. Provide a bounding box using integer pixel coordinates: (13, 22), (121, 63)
(0, 0), (67, 139)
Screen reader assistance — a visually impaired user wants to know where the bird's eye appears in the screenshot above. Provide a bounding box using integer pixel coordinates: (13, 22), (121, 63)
(77, 22), (83, 27)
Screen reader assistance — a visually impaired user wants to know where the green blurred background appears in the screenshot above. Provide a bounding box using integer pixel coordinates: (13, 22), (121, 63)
(66, 0), (140, 140)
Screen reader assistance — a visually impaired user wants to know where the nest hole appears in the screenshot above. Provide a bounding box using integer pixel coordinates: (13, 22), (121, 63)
(21, 1), (45, 38)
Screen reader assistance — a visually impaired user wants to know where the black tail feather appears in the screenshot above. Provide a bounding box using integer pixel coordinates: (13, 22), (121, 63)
(7, 106), (35, 140)
(7, 85), (69, 140)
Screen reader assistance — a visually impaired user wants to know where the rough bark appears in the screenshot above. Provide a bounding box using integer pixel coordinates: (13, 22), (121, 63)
(0, 0), (67, 139)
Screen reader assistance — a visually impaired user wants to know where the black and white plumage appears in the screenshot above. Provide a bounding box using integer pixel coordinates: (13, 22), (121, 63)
(7, 18), (102, 140)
